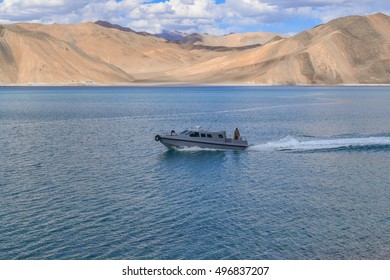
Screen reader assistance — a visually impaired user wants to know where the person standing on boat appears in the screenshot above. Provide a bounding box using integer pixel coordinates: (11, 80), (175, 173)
(234, 128), (240, 140)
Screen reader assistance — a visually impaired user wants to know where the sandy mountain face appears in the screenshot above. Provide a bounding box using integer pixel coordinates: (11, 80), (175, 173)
(13, 22), (232, 83)
(1, 13), (389, 85)
(0, 24), (134, 84)
(167, 13), (390, 84)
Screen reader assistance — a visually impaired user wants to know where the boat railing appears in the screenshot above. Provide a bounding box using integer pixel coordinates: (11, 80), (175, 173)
(161, 130), (178, 136)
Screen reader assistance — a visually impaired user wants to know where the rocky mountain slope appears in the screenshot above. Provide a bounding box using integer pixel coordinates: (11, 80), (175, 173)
(1, 13), (389, 85)
(167, 13), (390, 84)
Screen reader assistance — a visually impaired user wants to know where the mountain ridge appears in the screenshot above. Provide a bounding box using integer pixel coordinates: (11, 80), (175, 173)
(1, 13), (390, 85)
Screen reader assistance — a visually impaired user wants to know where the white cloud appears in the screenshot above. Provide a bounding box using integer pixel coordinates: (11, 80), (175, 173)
(224, 0), (277, 17)
(0, 0), (82, 22)
(269, 0), (390, 22)
(0, 0), (389, 33)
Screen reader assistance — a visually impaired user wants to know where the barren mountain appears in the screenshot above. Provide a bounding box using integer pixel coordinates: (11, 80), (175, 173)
(16, 22), (231, 82)
(168, 13), (390, 84)
(1, 13), (390, 85)
(0, 24), (133, 84)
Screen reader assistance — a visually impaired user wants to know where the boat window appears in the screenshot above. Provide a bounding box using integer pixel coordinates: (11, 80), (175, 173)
(190, 132), (200, 137)
(218, 134), (223, 138)
(201, 133), (206, 137)
(180, 130), (189, 135)
(207, 134), (212, 138)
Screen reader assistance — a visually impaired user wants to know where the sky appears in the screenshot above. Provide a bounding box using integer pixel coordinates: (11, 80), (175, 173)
(0, 0), (389, 35)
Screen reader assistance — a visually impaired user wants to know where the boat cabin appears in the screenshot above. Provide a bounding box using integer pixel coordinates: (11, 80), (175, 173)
(180, 130), (228, 142)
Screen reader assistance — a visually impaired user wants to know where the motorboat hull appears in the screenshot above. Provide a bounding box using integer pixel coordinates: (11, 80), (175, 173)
(155, 130), (249, 150)
(159, 136), (248, 150)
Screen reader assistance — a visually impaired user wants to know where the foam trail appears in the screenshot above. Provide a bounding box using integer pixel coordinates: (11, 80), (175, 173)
(249, 136), (390, 151)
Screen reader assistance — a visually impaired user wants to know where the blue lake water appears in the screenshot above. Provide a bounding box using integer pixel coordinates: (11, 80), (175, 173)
(0, 86), (389, 260)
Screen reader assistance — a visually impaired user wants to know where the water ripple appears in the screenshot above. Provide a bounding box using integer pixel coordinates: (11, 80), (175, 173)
(1, 86), (390, 260)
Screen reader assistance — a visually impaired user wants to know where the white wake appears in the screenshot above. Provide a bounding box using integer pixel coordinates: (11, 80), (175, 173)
(249, 136), (390, 151)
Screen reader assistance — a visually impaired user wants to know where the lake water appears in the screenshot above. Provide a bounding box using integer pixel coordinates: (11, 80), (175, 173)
(0, 86), (389, 260)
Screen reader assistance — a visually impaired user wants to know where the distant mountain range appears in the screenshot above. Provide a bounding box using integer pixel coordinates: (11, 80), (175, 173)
(1, 13), (390, 85)
(155, 30), (188, 41)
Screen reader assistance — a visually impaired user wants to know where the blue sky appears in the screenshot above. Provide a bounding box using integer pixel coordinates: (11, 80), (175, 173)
(0, 1), (389, 35)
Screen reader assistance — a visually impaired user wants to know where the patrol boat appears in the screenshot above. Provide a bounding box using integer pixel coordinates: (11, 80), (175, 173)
(155, 127), (249, 150)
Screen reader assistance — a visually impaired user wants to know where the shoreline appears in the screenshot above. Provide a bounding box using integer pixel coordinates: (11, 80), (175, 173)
(1, 82), (390, 87)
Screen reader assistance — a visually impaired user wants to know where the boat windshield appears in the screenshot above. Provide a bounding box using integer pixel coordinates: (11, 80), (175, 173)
(180, 130), (191, 135)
